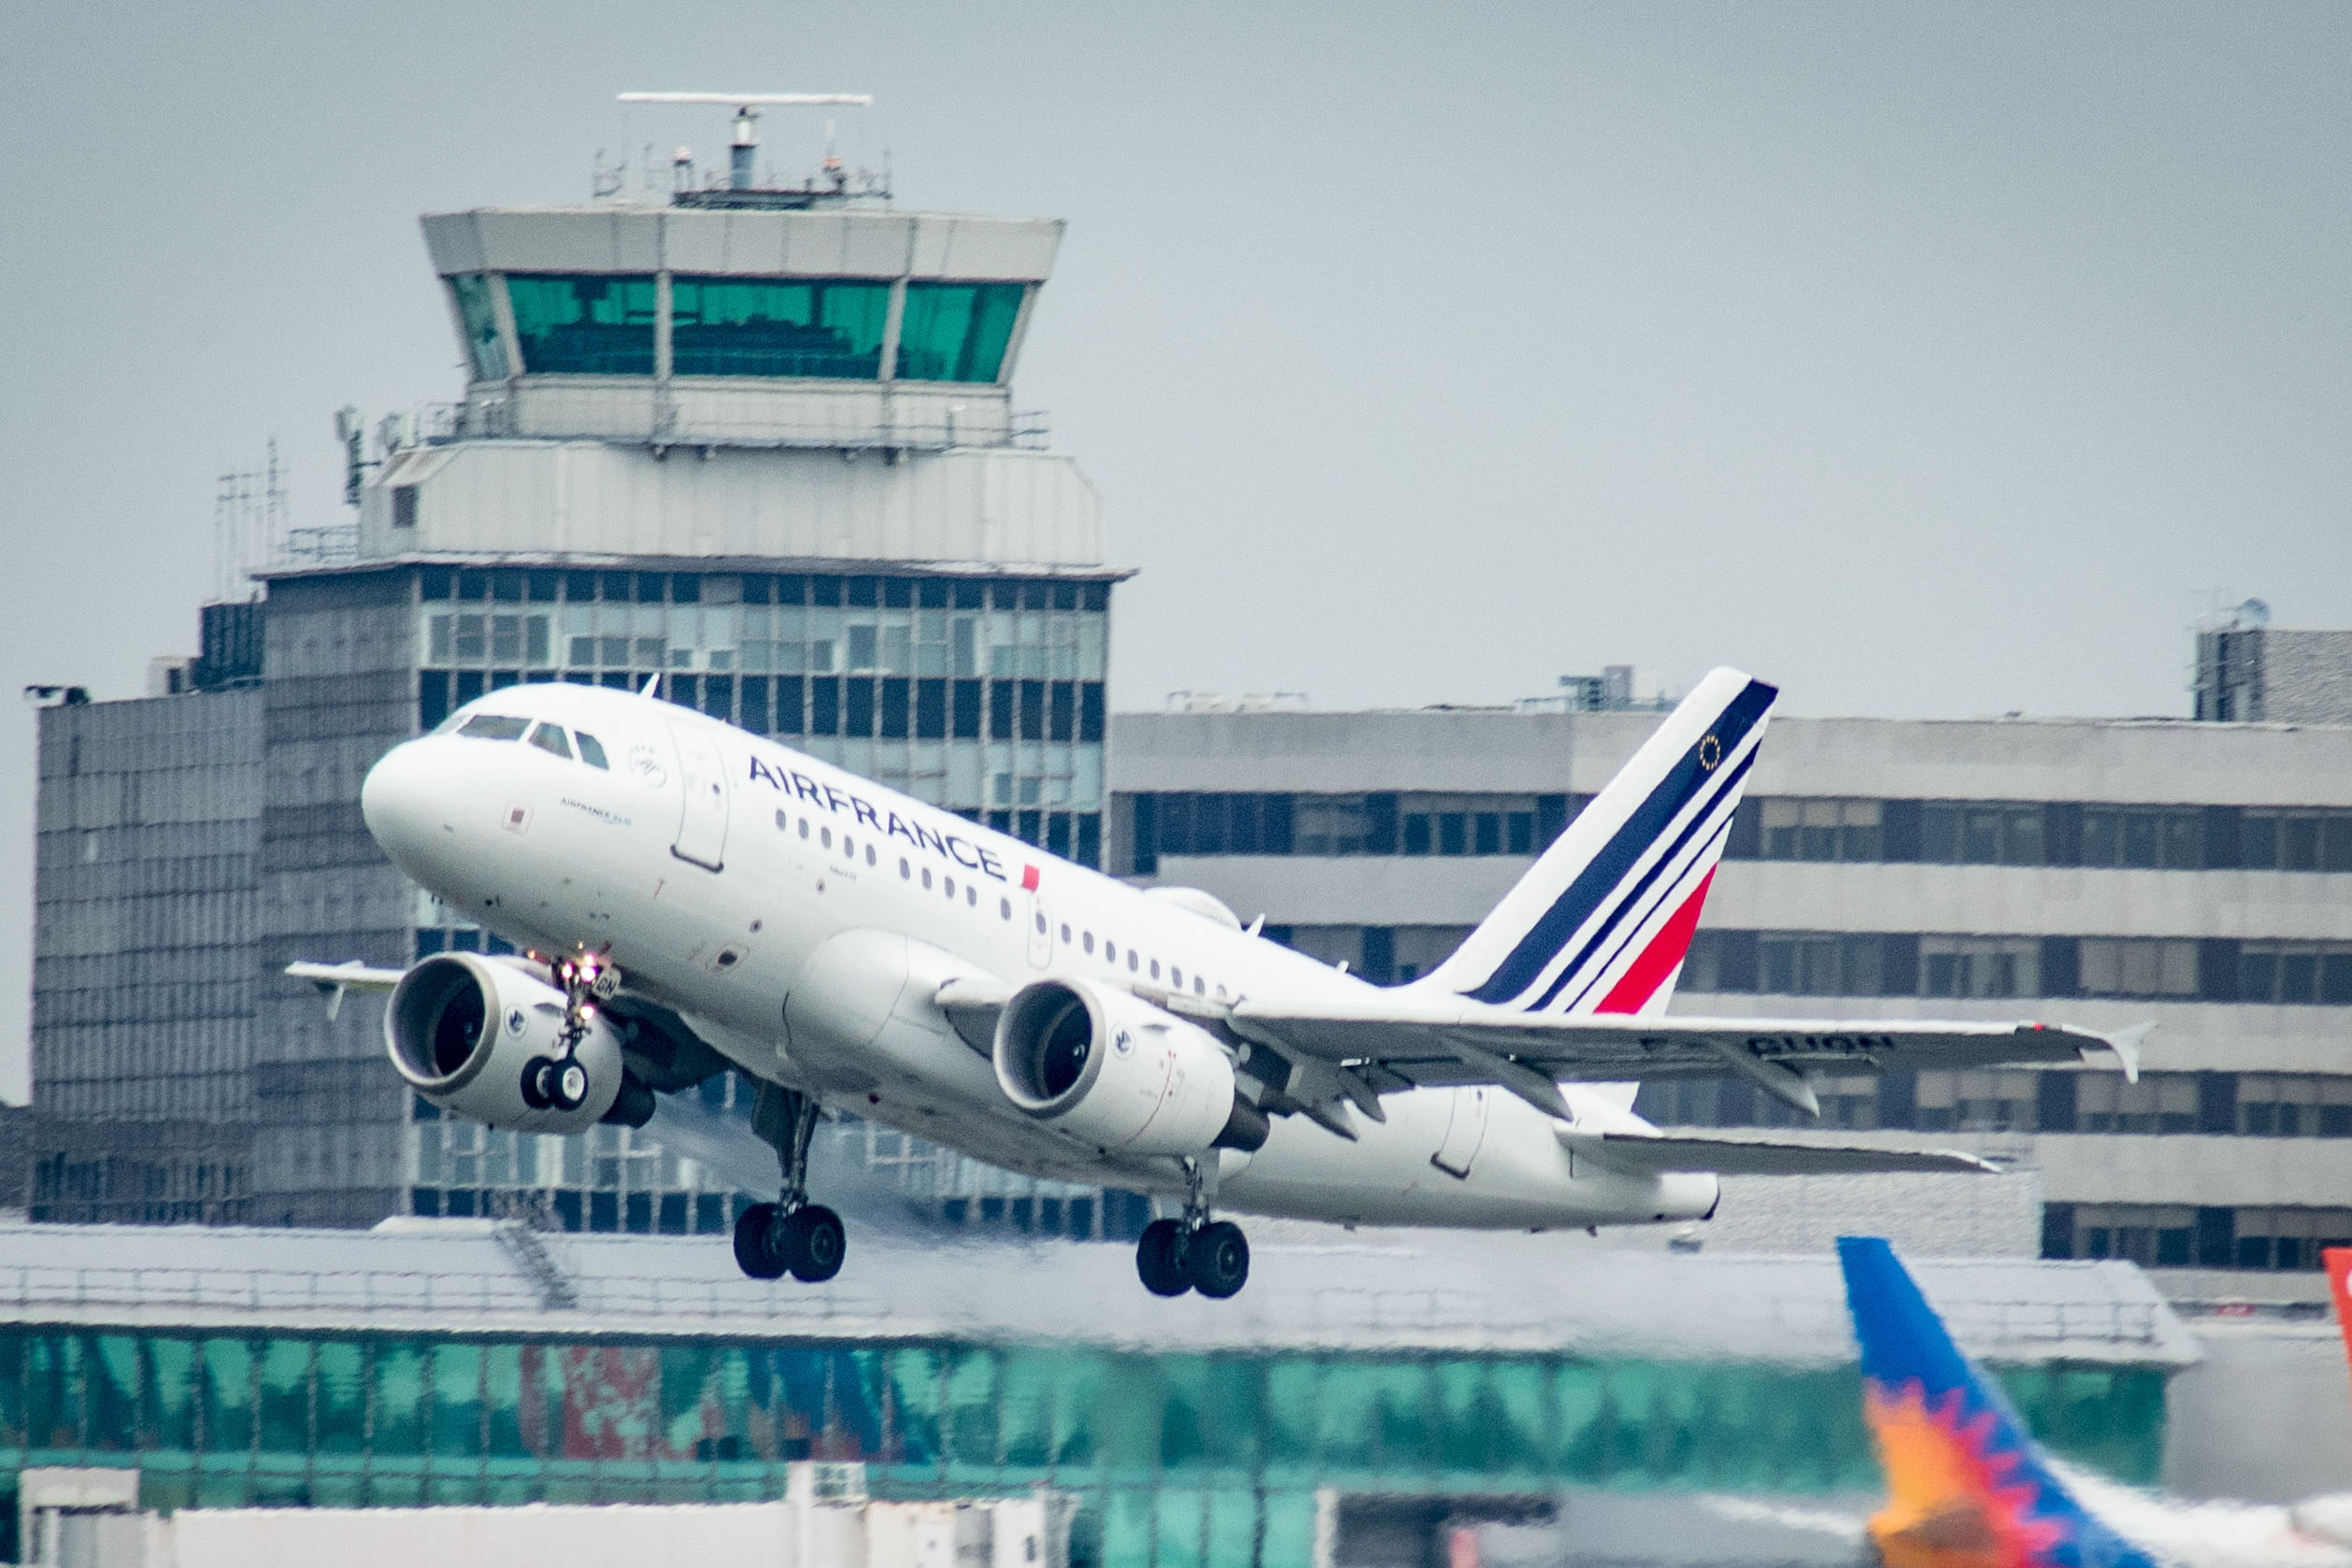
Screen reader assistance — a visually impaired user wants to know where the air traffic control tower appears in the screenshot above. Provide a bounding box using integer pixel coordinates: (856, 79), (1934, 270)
(30, 111), (1130, 1232)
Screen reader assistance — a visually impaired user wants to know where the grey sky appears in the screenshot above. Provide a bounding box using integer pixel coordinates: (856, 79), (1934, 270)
(3, 3), (2349, 1099)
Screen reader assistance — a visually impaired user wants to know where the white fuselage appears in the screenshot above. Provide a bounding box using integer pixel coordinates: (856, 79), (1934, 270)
(363, 683), (1717, 1231)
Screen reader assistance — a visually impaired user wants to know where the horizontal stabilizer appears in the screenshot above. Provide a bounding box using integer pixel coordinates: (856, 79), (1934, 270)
(1562, 1128), (2002, 1176)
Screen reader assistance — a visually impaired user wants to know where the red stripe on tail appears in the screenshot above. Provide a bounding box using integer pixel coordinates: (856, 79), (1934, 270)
(1595, 869), (1715, 1015)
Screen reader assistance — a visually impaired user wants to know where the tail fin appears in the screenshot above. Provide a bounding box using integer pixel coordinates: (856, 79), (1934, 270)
(1416, 666), (1775, 1016)
(1837, 1235), (2157, 1568)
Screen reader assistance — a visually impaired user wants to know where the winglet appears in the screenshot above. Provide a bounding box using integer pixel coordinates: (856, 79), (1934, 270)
(2092, 1020), (2153, 1083)
(284, 961), (405, 1022)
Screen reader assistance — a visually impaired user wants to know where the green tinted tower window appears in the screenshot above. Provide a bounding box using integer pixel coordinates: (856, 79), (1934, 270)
(449, 275), (509, 381)
(897, 282), (1026, 382)
(506, 275), (657, 375)
(671, 278), (891, 378)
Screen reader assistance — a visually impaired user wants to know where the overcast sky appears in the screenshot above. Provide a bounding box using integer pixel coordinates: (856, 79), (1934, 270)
(3, 3), (2349, 1099)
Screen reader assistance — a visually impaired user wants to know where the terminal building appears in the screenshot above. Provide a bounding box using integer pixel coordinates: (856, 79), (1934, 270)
(28, 147), (1129, 1235)
(1106, 644), (2352, 1292)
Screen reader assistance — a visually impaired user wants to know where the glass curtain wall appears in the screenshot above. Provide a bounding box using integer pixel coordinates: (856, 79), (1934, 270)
(0, 1325), (2165, 1564)
(504, 277), (658, 376)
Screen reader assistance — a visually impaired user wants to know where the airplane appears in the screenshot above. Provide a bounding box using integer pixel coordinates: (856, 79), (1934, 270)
(292, 665), (2150, 1299)
(1839, 1234), (2352, 1567)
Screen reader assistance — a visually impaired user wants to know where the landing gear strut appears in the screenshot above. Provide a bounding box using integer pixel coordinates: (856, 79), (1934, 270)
(1135, 1158), (1249, 1299)
(521, 953), (617, 1114)
(733, 1085), (846, 1284)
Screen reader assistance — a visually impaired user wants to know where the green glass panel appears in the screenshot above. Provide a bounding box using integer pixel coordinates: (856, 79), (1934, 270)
(1433, 1360), (1496, 1476)
(883, 1348), (942, 1467)
(1259, 1490), (1319, 1568)
(433, 1343), (484, 1457)
(997, 1349), (1059, 1471)
(1993, 1363), (2165, 1488)
(942, 1347), (999, 1474)
(449, 274), (510, 380)
(193, 1456), (249, 1508)
(1100, 1487), (1156, 1568)
(1364, 1361), (1433, 1476)
(374, 1341), (427, 1457)
(90, 1335), (141, 1451)
(147, 1340), (195, 1453)
(1159, 1357), (1260, 1478)
(0, 1333), (24, 1447)
(1555, 1361), (1611, 1481)
(26, 1334), (80, 1450)
(897, 282), (1024, 382)
(484, 1343), (528, 1459)
(1091, 1354), (1168, 1479)
(1258, 1359), (1318, 1476)
(310, 1467), (366, 1509)
(198, 1340), (252, 1456)
(316, 1340), (364, 1455)
(1486, 1361), (1552, 1480)
(506, 275), (656, 376)
(257, 1338), (311, 1457)
(672, 277), (888, 378)
(1048, 1351), (1105, 1473)
(1151, 1486), (1207, 1568)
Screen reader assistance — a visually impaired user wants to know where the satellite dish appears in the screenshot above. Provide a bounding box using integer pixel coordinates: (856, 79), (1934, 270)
(2238, 598), (2272, 628)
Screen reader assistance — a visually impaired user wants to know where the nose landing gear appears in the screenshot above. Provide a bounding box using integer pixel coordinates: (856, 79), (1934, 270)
(520, 953), (619, 1114)
(732, 1086), (846, 1284)
(1135, 1159), (1249, 1299)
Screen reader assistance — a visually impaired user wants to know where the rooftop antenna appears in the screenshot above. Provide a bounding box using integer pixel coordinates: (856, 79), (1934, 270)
(618, 92), (874, 192)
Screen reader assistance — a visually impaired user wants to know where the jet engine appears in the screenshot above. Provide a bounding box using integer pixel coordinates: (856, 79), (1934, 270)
(993, 977), (1267, 1156)
(386, 953), (623, 1133)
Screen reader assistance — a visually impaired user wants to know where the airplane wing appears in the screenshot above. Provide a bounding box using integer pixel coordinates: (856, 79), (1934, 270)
(1225, 995), (2148, 1121)
(285, 961), (407, 1022)
(1561, 1127), (2001, 1176)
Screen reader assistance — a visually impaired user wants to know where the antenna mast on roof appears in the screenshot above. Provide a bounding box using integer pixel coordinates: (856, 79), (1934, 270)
(618, 92), (877, 204)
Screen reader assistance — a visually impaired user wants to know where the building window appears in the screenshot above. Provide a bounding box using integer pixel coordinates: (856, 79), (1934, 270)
(504, 274), (657, 376)
(895, 281), (1026, 382)
(670, 277), (889, 379)
(448, 273), (510, 380)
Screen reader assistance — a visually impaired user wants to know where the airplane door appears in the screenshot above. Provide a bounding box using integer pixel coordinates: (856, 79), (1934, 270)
(1026, 894), (1053, 968)
(1430, 1087), (1489, 1178)
(667, 720), (730, 871)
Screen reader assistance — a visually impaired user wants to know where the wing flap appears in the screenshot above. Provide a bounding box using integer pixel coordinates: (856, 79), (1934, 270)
(1231, 997), (2146, 1088)
(1564, 1129), (2002, 1176)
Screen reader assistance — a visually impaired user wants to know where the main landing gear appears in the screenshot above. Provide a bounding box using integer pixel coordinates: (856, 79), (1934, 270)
(1135, 1159), (1249, 1299)
(733, 1086), (846, 1284)
(520, 953), (619, 1113)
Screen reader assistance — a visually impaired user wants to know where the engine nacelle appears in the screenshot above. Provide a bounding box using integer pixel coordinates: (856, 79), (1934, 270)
(386, 953), (623, 1133)
(992, 977), (1266, 1156)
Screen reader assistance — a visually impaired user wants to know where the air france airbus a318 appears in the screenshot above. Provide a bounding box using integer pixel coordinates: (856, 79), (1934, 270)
(294, 667), (2146, 1299)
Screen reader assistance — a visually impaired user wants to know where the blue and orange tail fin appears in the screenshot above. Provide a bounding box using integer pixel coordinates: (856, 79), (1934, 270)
(1838, 1235), (2157, 1568)
(1415, 666), (1775, 1018)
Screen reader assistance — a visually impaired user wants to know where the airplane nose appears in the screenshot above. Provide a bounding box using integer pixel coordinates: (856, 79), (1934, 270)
(361, 738), (443, 873)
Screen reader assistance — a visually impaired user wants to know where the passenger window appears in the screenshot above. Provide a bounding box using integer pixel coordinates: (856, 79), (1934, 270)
(1105, 942), (1117, 962)
(1149, 959), (1161, 980)
(900, 858), (911, 879)
(1172, 967), (1184, 988)
(945, 877), (956, 898)
(922, 868), (934, 890)
(821, 827), (833, 848)
(777, 811), (790, 831)
(458, 714), (530, 741)
(527, 722), (572, 760)
(1000, 897), (1012, 919)
(1193, 976), (1205, 995)
(842, 835), (854, 857)
(1061, 923), (1072, 943)
(966, 886), (977, 906)
(865, 845), (877, 866)
(1083, 933), (1095, 954)
(1128, 950), (1139, 973)
(798, 818), (810, 839)
(574, 731), (609, 769)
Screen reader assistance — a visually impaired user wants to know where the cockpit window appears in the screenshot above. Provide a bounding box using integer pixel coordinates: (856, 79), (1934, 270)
(527, 722), (573, 760)
(574, 732), (610, 770)
(457, 714), (531, 741)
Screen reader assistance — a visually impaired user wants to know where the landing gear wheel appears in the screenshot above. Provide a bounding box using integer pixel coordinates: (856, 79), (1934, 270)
(734, 1203), (787, 1279)
(520, 1057), (553, 1110)
(1188, 1220), (1250, 1299)
(780, 1205), (846, 1283)
(1136, 1218), (1192, 1296)
(548, 1058), (590, 1113)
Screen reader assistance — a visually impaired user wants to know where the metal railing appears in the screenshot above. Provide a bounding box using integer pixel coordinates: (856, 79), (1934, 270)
(407, 399), (1051, 453)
